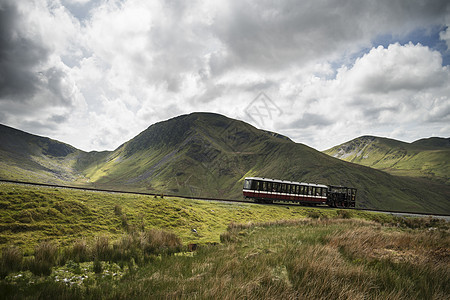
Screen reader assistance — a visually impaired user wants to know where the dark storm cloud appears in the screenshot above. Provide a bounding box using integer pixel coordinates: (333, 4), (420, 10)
(362, 106), (400, 121)
(0, 1), (50, 100)
(0, 0), (78, 120)
(286, 113), (333, 129)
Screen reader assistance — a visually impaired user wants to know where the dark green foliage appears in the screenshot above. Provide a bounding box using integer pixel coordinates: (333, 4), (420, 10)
(94, 236), (112, 261)
(67, 239), (90, 263)
(29, 241), (58, 276)
(93, 259), (102, 274)
(0, 246), (23, 278)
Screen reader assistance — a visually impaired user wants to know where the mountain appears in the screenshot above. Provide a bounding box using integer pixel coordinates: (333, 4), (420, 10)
(0, 124), (109, 184)
(1, 114), (449, 214)
(323, 136), (450, 184)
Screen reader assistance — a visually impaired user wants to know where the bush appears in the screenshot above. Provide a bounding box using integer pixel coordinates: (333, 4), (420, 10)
(93, 259), (102, 274)
(70, 239), (90, 262)
(94, 236), (112, 261)
(220, 231), (236, 243)
(140, 229), (182, 255)
(120, 214), (129, 231)
(307, 211), (321, 219)
(29, 241), (58, 276)
(0, 246), (23, 278)
(336, 210), (352, 219)
(113, 205), (123, 216)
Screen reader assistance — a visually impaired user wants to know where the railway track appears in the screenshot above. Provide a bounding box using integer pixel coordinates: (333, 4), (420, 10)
(1, 179), (449, 219)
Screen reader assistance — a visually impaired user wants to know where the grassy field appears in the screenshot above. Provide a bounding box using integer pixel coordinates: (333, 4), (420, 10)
(0, 183), (449, 299)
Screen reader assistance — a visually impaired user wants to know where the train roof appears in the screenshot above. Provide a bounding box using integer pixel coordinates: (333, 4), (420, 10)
(244, 177), (328, 188)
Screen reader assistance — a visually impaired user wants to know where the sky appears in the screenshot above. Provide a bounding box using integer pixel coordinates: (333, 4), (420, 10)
(0, 0), (449, 152)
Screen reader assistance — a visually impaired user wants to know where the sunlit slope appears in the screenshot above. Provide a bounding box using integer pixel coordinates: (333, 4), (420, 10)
(0, 124), (82, 183)
(0, 124), (109, 184)
(1, 115), (449, 214)
(81, 113), (450, 214)
(323, 136), (450, 184)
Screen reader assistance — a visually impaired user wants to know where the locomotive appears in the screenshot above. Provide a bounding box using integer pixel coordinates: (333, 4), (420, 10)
(243, 177), (356, 208)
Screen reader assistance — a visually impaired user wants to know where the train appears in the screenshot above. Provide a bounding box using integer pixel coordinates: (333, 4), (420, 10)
(242, 177), (356, 208)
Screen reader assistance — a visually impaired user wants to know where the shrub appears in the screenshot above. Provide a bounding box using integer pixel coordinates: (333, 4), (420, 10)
(29, 241), (58, 276)
(0, 246), (23, 278)
(93, 259), (102, 274)
(113, 205), (123, 216)
(140, 229), (182, 255)
(307, 211), (321, 219)
(220, 231), (236, 243)
(120, 214), (129, 231)
(70, 239), (90, 262)
(94, 236), (112, 261)
(336, 210), (352, 219)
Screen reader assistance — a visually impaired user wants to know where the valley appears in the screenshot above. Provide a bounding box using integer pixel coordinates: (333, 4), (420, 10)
(1, 113), (449, 215)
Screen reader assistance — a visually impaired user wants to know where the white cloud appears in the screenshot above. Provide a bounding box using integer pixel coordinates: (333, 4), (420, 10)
(0, 0), (449, 151)
(338, 43), (447, 94)
(274, 42), (450, 150)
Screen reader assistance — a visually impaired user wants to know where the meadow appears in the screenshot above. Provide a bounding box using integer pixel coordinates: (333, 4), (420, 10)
(0, 183), (448, 299)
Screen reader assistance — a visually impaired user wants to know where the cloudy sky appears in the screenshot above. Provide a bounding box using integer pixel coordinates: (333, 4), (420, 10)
(1, 0), (449, 151)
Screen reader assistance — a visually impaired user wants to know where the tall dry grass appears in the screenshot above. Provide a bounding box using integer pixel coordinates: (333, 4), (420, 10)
(0, 246), (23, 278)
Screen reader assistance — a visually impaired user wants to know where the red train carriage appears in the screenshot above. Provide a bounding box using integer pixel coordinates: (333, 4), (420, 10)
(242, 177), (356, 208)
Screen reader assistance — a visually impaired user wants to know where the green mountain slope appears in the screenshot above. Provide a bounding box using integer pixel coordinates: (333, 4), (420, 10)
(0, 124), (81, 183)
(76, 113), (449, 214)
(0, 124), (109, 184)
(1, 115), (449, 214)
(323, 136), (450, 184)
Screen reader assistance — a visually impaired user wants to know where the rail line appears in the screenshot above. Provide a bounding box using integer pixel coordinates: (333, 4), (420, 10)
(1, 179), (449, 218)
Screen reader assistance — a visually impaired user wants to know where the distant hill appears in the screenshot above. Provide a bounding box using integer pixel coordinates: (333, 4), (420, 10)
(0, 124), (108, 184)
(323, 136), (450, 184)
(1, 114), (449, 214)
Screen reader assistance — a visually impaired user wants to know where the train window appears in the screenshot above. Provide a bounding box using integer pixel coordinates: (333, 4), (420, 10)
(322, 188), (327, 196)
(309, 186), (313, 195)
(300, 186), (305, 195)
(267, 182), (272, 192)
(262, 181), (267, 191)
(316, 187), (320, 196)
(243, 179), (249, 190)
(295, 185), (299, 194)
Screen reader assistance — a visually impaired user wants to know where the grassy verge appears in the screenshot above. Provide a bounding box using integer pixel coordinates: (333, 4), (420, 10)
(1, 183), (448, 298)
(1, 182), (418, 252)
(1, 218), (448, 299)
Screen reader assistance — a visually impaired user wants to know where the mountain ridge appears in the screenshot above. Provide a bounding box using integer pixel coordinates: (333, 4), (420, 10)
(0, 114), (449, 214)
(323, 135), (450, 184)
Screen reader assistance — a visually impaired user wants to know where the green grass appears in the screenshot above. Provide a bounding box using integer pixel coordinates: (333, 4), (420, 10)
(0, 183), (349, 252)
(1, 182), (448, 299)
(1, 218), (448, 299)
(1, 182), (446, 254)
